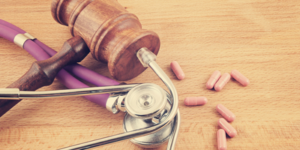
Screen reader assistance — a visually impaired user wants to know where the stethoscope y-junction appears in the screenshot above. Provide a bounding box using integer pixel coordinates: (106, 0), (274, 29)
(0, 20), (180, 150)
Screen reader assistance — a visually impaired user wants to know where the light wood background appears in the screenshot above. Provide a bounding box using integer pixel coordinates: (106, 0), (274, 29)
(1, 0), (300, 149)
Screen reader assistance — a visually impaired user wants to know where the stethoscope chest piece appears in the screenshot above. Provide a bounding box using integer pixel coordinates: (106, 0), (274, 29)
(123, 83), (175, 148)
(124, 83), (167, 119)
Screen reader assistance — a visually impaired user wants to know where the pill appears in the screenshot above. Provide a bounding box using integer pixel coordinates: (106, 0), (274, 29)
(218, 118), (237, 138)
(217, 129), (227, 150)
(170, 61), (185, 80)
(184, 97), (207, 106)
(214, 73), (231, 91)
(216, 104), (236, 122)
(206, 70), (221, 90)
(231, 70), (249, 86)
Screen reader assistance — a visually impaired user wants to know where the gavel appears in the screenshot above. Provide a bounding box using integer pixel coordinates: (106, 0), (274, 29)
(51, 0), (161, 81)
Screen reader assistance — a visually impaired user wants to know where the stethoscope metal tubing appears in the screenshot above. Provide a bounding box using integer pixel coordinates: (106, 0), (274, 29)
(148, 61), (180, 150)
(58, 111), (180, 150)
(167, 110), (180, 150)
(0, 84), (139, 100)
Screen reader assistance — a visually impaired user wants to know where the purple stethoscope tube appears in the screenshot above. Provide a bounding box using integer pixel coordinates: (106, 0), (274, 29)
(0, 19), (119, 107)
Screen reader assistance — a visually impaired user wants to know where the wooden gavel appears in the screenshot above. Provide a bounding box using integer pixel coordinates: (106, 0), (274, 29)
(51, 0), (160, 81)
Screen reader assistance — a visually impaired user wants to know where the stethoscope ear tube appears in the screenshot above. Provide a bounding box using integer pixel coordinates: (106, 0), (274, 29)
(0, 84), (139, 100)
(146, 54), (180, 150)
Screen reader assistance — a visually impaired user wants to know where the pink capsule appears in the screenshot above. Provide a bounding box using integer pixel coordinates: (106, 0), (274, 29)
(218, 118), (237, 138)
(170, 61), (185, 80)
(231, 70), (249, 86)
(214, 73), (231, 91)
(184, 97), (207, 106)
(206, 70), (221, 90)
(217, 129), (227, 150)
(216, 104), (235, 122)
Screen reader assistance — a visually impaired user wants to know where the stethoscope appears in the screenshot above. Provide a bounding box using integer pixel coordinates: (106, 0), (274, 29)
(0, 20), (180, 150)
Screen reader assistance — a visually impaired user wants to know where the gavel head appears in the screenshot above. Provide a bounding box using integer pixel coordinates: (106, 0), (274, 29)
(51, 0), (160, 81)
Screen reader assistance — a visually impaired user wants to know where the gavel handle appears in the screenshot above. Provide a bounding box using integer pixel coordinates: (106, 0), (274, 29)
(0, 36), (89, 117)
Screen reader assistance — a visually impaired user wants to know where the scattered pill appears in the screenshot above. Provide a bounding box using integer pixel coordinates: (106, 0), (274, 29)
(216, 104), (236, 122)
(170, 61), (185, 80)
(217, 129), (227, 150)
(214, 73), (231, 91)
(231, 70), (249, 86)
(206, 70), (221, 90)
(218, 118), (237, 138)
(184, 97), (207, 106)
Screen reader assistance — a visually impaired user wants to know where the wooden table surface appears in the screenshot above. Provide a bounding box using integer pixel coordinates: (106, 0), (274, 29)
(1, 0), (300, 149)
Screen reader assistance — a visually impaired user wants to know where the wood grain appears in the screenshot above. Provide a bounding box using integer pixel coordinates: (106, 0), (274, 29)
(1, 0), (300, 149)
